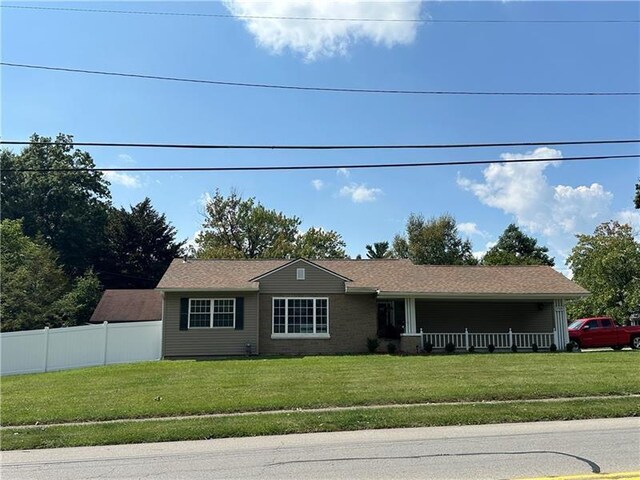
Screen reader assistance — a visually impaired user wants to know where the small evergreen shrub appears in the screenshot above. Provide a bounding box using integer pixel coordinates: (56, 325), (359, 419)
(550, 343), (558, 352)
(445, 342), (456, 353)
(366, 337), (380, 353)
(531, 343), (539, 352)
(468, 345), (475, 353)
(423, 341), (433, 353)
(488, 344), (496, 353)
(511, 344), (518, 353)
(387, 342), (397, 355)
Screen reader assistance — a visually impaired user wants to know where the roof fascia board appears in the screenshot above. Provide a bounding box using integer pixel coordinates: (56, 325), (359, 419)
(156, 287), (259, 292)
(375, 292), (588, 300)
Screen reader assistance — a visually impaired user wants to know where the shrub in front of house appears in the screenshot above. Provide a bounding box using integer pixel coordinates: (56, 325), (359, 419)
(511, 344), (518, 353)
(549, 343), (558, 352)
(366, 338), (379, 353)
(531, 343), (539, 352)
(565, 342), (576, 352)
(445, 342), (456, 353)
(387, 342), (397, 355)
(468, 345), (475, 353)
(423, 341), (433, 353)
(488, 344), (496, 353)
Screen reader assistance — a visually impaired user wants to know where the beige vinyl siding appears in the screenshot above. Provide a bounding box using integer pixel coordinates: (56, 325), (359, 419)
(163, 291), (258, 357)
(415, 300), (554, 333)
(258, 260), (346, 295)
(259, 293), (377, 355)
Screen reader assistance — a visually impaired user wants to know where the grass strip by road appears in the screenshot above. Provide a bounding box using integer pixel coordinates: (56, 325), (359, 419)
(3, 352), (639, 426)
(3, 397), (638, 451)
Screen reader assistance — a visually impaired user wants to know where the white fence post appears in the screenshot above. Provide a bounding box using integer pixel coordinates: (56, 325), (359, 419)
(102, 321), (109, 365)
(508, 328), (513, 347)
(465, 328), (469, 351)
(43, 327), (50, 373)
(419, 328), (424, 350)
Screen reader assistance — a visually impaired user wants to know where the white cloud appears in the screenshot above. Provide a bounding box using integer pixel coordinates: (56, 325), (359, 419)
(311, 179), (324, 190)
(457, 147), (612, 237)
(223, 0), (423, 61)
(337, 168), (350, 178)
(339, 183), (382, 203)
(457, 146), (639, 270)
(617, 210), (640, 236)
(458, 222), (484, 237)
(103, 171), (141, 188)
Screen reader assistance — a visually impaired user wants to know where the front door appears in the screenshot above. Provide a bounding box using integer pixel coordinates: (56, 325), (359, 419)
(377, 301), (403, 339)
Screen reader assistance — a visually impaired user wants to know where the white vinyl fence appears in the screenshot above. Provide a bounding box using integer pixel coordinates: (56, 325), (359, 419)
(0, 321), (162, 376)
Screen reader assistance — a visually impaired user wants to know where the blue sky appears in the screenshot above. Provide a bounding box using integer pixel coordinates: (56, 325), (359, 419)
(2, 1), (639, 272)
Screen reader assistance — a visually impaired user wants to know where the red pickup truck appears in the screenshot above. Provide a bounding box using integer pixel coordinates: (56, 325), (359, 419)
(568, 317), (640, 350)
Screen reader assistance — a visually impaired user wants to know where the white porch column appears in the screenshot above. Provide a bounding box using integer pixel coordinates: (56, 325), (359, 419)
(404, 298), (417, 334)
(553, 299), (569, 347)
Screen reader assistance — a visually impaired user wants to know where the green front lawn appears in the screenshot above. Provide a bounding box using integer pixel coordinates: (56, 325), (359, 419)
(4, 397), (639, 451)
(2, 352), (639, 427)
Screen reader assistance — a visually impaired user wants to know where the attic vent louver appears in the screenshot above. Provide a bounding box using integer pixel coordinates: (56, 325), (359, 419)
(296, 268), (306, 280)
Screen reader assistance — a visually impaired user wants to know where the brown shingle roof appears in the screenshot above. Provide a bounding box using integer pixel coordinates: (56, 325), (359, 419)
(89, 290), (163, 323)
(157, 258), (588, 298)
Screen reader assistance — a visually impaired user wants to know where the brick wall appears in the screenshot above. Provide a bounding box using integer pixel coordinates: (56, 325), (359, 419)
(258, 293), (377, 355)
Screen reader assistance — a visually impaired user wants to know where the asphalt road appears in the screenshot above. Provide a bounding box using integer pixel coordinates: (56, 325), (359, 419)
(2, 418), (639, 479)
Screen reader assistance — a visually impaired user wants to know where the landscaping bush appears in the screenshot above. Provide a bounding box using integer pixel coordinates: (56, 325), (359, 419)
(488, 344), (496, 353)
(366, 338), (380, 353)
(468, 345), (475, 353)
(444, 342), (456, 354)
(531, 343), (539, 352)
(511, 344), (518, 353)
(423, 341), (433, 353)
(550, 343), (558, 352)
(565, 342), (576, 353)
(387, 342), (397, 355)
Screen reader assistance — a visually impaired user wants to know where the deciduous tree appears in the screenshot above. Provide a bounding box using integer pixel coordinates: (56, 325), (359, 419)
(567, 221), (640, 324)
(196, 190), (346, 259)
(1, 134), (111, 275)
(392, 214), (477, 265)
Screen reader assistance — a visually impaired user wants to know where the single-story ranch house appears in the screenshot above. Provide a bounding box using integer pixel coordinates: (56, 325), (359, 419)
(156, 258), (588, 357)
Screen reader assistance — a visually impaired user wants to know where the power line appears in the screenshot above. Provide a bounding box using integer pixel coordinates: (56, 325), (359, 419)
(3, 4), (638, 24)
(6, 153), (639, 173)
(1, 139), (639, 150)
(2, 63), (637, 97)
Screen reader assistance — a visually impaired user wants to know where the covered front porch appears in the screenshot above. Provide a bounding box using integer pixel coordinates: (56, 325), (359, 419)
(377, 297), (570, 353)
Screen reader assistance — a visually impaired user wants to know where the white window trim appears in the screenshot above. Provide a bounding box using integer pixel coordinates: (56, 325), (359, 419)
(296, 268), (306, 280)
(271, 297), (330, 339)
(188, 298), (236, 329)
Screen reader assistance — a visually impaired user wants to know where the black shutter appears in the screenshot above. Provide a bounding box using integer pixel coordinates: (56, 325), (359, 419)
(235, 297), (244, 330)
(179, 298), (189, 331)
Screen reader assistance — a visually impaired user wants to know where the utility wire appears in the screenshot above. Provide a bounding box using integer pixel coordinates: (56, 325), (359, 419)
(2, 5), (639, 23)
(1, 139), (638, 150)
(6, 154), (639, 173)
(2, 63), (637, 97)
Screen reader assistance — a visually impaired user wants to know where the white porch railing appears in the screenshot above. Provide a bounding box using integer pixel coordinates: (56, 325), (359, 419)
(413, 328), (556, 351)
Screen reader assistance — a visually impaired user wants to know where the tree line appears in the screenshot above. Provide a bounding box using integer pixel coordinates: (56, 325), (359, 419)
(1, 135), (638, 331)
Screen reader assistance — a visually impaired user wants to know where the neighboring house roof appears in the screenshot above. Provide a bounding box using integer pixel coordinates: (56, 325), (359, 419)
(89, 290), (163, 323)
(157, 258), (588, 298)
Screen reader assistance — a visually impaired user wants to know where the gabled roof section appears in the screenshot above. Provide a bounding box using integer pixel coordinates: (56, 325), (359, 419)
(90, 290), (162, 323)
(249, 258), (352, 282)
